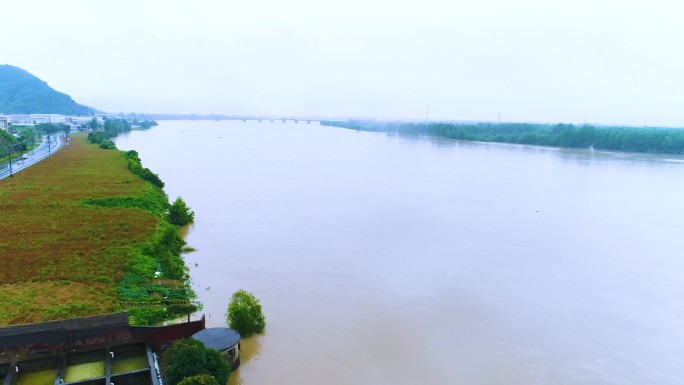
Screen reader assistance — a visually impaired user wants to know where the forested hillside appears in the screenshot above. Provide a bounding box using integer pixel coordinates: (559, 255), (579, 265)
(0, 64), (95, 115)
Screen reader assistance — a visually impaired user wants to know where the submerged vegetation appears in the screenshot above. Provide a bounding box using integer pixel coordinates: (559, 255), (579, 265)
(226, 289), (266, 337)
(0, 132), (196, 326)
(168, 197), (195, 226)
(322, 121), (684, 154)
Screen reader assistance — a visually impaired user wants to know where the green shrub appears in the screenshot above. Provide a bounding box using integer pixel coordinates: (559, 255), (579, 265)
(164, 339), (207, 385)
(124, 150), (165, 188)
(99, 140), (116, 149)
(177, 375), (218, 385)
(164, 339), (231, 385)
(204, 348), (230, 385)
(168, 197), (195, 226)
(128, 307), (167, 325)
(226, 289), (265, 337)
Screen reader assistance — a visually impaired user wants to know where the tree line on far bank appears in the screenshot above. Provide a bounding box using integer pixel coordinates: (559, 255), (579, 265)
(321, 121), (684, 154)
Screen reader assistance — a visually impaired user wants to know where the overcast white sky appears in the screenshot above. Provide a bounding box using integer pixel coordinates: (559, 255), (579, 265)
(3, 0), (684, 126)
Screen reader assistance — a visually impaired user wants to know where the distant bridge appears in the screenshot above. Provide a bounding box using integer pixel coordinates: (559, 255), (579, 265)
(221, 116), (333, 124)
(147, 114), (356, 124)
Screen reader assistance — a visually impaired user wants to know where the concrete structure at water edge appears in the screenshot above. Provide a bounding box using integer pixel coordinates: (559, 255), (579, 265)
(192, 328), (241, 370)
(0, 115), (8, 130)
(0, 314), (244, 385)
(0, 313), (205, 385)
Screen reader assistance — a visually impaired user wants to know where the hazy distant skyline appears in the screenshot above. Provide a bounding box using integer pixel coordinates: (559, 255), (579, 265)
(3, 0), (684, 126)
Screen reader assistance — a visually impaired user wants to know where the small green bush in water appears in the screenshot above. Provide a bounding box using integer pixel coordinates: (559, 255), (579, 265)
(226, 289), (265, 337)
(168, 197), (195, 226)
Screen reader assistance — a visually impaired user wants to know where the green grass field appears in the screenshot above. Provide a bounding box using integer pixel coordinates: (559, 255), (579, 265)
(0, 134), (192, 325)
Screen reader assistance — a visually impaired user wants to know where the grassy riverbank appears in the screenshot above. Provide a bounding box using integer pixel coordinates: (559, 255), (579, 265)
(0, 133), (195, 326)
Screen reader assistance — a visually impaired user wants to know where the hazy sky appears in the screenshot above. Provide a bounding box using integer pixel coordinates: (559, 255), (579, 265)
(3, 0), (684, 126)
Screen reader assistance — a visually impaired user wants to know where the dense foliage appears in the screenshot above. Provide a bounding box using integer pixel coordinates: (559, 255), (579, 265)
(177, 375), (218, 385)
(168, 197), (195, 226)
(125, 150), (165, 188)
(134, 120), (159, 129)
(163, 339), (231, 385)
(321, 121), (684, 154)
(226, 289), (266, 337)
(87, 118), (133, 149)
(0, 64), (95, 114)
(0, 130), (18, 157)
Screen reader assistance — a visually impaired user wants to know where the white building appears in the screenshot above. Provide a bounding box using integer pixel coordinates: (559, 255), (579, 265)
(29, 114), (66, 124)
(0, 115), (9, 131)
(70, 116), (100, 126)
(10, 114), (32, 125)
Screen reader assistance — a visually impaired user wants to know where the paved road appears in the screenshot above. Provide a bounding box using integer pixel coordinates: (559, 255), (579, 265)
(0, 135), (65, 179)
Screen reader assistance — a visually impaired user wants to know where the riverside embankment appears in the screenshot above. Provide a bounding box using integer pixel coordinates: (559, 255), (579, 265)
(0, 133), (195, 326)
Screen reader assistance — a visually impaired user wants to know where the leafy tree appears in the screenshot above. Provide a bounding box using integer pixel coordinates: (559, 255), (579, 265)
(204, 348), (230, 385)
(164, 339), (231, 385)
(164, 339), (208, 385)
(89, 117), (99, 130)
(0, 130), (18, 157)
(177, 375), (218, 385)
(168, 197), (195, 226)
(226, 289), (266, 337)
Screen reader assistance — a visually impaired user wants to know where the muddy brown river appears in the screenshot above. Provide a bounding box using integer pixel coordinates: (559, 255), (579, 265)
(115, 121), (684, 385)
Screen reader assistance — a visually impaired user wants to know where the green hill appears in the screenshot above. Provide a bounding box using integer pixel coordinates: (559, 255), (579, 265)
(0, 64), (95, 115)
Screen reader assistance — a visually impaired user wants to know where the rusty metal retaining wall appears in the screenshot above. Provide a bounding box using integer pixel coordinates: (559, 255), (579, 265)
(0, 313), (205, 364)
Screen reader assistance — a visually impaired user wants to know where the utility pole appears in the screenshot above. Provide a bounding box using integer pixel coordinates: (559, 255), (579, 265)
(8, 144), (13, 177)
(48, 134), (51, 156)
(2, 142), (16, 177)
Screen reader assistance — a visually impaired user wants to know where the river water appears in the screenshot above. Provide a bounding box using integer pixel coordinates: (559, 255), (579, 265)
(115, 120), (684, 385)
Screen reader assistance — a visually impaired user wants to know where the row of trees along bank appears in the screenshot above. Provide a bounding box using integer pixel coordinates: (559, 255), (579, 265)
(87, 117), (158, 149)
(321, 121), (684, 154)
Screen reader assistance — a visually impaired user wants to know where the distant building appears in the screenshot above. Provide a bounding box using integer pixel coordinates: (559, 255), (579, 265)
(10, 114), (32, 125)
(192, 328), (241, 369)
(96, 113), (121, 119)
(70, 116), (101, 128)
(29, 114), (66, 124)
(0, 115), (9, 130)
